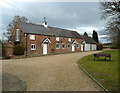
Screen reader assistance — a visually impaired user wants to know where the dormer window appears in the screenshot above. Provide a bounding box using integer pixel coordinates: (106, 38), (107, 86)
(68, 38), (71, 42)
(16, 29), (20, 41)
(56, 37), (60, 41)
(30, 35), (35, 40)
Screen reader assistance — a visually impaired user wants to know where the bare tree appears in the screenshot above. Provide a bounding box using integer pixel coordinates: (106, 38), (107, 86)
(4, 15), (28, 40)
(100, 0), (120, 48)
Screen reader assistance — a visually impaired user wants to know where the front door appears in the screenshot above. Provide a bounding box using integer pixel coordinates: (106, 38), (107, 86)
(72, 44), (75, 52)
(81, 44), (84, 51)
(43, 44), (47, 55)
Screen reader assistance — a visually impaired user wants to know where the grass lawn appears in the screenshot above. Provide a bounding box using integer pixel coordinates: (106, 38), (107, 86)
(77, 50), (119, 91)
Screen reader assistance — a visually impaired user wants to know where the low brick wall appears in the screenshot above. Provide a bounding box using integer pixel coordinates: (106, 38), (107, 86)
(2, 42), (14, 59)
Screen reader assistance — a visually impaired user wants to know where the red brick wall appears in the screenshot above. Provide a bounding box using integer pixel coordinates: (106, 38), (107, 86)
(25, 34), (83, 56)
(4, 42), (13, 58)
(11, 23), (84, 56)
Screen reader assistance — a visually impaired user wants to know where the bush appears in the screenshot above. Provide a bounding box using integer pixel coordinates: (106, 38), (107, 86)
(97, 43), (103, 50)
(13, 45), (25, 55)
(2, 45), (6, 57)
(111, 45), (119, 49)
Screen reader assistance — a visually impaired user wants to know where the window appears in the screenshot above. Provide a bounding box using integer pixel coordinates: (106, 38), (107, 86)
(68, 38), (71, 42)
(76, 44), (80, 48)
(67, 44), (71, 48)
(30, 35), (35, 40)
(56, 43), (60, 49)
(62, 43), (66, 49)
(31, 44), (36, 50)
(16, 29), (20, 41)
(56, 37), (60, 41)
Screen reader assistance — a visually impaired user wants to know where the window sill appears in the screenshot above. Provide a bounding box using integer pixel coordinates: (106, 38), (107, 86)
(56, 48), (60, 49)
(31, 49), (36, 51)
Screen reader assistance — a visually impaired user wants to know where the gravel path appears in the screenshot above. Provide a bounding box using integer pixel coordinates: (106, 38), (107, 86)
(2, 51), (103, 91)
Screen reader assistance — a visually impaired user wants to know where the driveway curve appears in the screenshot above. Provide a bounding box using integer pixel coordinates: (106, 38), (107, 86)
(2, 51), (103, 91)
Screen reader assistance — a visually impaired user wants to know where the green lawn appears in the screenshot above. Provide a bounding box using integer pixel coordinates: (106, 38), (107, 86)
(77, 50), (119, 91)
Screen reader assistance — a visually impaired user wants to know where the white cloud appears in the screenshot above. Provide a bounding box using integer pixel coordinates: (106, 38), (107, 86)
(0, 0), (11, 8)
(1, 2), (108, 43)
(99, 35), (107, 38)
(70, 26), (100, 35)
(3, 0), (100, 2)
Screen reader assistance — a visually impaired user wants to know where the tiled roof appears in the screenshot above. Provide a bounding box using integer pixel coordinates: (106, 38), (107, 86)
(81, 35), (97, 44)
(18, 22), (83, 39)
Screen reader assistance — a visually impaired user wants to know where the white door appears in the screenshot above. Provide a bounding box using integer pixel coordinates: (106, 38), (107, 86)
(81, 44), (84, 51)
(72, 44), (75, 52)
(91, 44), (94, 51)
(94, 45), (97, 50)
(43, 44), (47, 55)
(93, 45), (96, 50)
(85, 44), (90, 51)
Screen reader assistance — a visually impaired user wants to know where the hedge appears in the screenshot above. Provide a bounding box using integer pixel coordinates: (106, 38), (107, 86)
(13, 45), (25, 55)
(97, 43), (103, 50)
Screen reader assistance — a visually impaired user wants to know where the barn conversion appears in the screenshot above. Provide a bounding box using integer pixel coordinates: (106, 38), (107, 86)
(8, 20), (97, 57)
(81, 36), (97, 51)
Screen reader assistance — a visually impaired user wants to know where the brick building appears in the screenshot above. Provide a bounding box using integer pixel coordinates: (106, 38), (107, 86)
(81, 36), (97, 51)
(9, 21), (85, 56)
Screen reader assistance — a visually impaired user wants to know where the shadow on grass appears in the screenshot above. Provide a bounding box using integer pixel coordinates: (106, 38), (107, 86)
(94, 58), (112, 62)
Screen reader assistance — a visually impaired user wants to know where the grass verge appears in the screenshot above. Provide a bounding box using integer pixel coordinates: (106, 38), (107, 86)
(77, 50), (119, 91)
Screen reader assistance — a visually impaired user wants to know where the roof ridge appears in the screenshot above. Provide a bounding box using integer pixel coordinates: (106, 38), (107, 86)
(19, 21), (43, 26)
(19, 21), (78, 33)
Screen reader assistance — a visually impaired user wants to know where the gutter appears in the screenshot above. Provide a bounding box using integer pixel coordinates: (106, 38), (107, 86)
(26, 34), (27, 56)
(78, 64), (109, 93)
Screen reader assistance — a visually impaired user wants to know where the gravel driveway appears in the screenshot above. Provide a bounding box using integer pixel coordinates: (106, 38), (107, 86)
(2, 51), (103, 91)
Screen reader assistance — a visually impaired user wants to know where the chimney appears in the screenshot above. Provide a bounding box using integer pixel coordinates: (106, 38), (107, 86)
(42, 17), (48, 28)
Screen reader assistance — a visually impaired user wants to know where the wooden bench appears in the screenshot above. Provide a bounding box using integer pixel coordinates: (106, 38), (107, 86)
(94, 53), (111, 60)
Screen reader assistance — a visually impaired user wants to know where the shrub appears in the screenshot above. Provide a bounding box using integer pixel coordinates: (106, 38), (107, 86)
(2, 46), (6, 58)
(111, 45), (119, 49)
(13, 45), (25, 55)
(97, 43), (103, 50)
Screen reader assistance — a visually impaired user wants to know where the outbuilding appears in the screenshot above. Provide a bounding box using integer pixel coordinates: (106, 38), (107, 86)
(81, 36), (97, 51)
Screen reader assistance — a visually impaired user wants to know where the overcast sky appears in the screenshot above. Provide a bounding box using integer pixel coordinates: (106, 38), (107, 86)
(0, 1), (108, 43)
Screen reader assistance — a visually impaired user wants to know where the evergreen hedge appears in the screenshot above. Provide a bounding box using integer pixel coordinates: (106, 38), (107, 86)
(97, 43), (103, 50)
(13, 45), (25, 55)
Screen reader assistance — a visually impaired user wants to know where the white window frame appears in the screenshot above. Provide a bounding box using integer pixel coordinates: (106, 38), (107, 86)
(56, 43), (60, 49)
(67, 43), (71, 49)
(62, 43), (66, 49)
(56, 37), (60, 41)
(68, 38), (71, 42)
(31, 44), (36, 50)
(30, 35), (35, 40)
